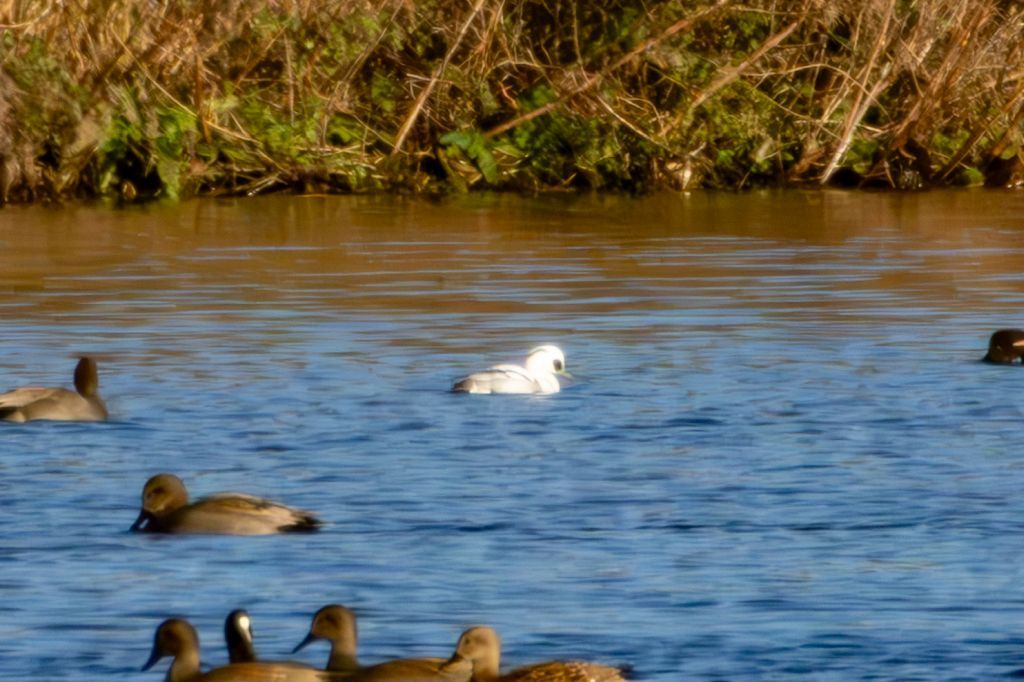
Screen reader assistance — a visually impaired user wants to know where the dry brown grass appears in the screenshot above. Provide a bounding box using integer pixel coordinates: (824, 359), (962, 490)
(0, 0), (1022, 202)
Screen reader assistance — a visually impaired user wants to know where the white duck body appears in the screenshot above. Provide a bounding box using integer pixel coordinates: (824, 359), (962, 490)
(452, 345), (567, 395)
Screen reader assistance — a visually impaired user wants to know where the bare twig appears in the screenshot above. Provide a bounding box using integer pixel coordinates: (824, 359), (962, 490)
(819, 0), (896, 184)
(285, 37), (295, 128)
(392, 0), (488, 154)
(887, 4), (993, 153)
(483, 0), (730, 139)
(689, 16), (802, 111)
(937, 79), (1024, 181)
(596, 97), (672, 152)
(0, 3), (54, 29)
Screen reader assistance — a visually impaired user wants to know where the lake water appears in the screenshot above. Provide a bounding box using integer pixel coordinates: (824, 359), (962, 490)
(2, 191), (1024, 681)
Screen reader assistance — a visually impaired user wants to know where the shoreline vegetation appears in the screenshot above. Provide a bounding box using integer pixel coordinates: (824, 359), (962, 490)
(1, 1), (1023, 204)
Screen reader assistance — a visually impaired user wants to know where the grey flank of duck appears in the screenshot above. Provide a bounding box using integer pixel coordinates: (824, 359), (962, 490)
(983, 329), (1024, 364)
(225, 610), (257, 663)
(293, 604), (466, 681)
(0, 356), (107, 422)
(131, 473), (321, 535)
(143, 618), (330, 682)
(450, 626), (627, 682)
(452, 345), (569, 395)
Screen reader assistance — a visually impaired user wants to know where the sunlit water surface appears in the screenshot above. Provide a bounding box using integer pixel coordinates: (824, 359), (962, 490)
(2, 191), (1024, 681)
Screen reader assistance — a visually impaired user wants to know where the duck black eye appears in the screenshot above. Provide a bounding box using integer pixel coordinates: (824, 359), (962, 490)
(553, 359), (563, 371)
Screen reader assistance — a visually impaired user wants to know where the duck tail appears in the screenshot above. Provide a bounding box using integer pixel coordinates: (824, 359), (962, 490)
(284, 512), (322, 533)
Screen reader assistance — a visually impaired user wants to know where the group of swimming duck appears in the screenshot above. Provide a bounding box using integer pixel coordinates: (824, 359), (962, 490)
(0, 345), (573, 424)
(6, 332), (1023, 680)
(3, 345), (627, 681)
(144, 606), (624, 681)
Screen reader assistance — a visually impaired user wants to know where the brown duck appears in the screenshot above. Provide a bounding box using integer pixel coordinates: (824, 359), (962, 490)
(0, 357), (107, 422)
(293, 604), (469, 681)
(983, 329), (1024, 364)
(449, 626), (627, 682)
(143, 618), (330, 682)
(131, 473), (321, 535)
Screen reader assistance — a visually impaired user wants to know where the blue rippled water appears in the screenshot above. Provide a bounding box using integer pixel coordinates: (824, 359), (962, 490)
(2, 190), (1024, 680)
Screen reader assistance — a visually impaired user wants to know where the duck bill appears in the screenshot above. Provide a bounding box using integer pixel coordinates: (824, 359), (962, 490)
(130, 510), (150, 532)
(292, 631), (317, 654)
(141, 647), (162, 671)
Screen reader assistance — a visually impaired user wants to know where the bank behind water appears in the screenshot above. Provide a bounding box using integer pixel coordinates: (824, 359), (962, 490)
(2, 0), (1024, 204)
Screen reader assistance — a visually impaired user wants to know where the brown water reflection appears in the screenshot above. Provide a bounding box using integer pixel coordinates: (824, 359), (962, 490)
(2, 191), (1024, 325)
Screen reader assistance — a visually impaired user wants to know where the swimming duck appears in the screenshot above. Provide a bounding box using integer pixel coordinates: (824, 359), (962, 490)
(144, 618), (329, 682)
(130, 473), (321, 535)
(449, 626), (627, 682)
(983, 329), (1024, 364)
(225, 610), (256, 663)
(0, 356), (107, 422)
(292, 604), (462, 680)
(452, 346), (569, 394)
